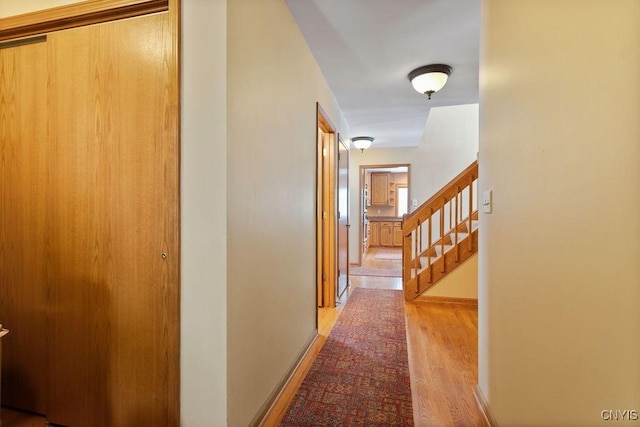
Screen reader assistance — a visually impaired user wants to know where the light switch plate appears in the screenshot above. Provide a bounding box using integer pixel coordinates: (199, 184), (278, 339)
(412, 199), (418, 207)
(482, 190), (492, 213)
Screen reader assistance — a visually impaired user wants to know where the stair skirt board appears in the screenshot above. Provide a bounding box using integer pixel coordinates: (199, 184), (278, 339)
(406, 229), (478, 295)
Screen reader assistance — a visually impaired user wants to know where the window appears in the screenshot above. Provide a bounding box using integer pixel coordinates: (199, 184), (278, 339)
(397, 186), (408, 217)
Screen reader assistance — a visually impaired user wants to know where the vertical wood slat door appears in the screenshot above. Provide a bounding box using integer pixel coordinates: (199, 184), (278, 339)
(0, 38), (49, 415)
(45, 12), (179, 426)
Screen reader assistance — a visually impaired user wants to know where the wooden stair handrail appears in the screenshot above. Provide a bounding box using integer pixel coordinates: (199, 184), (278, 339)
(402, 161), (478, 235)
(402, 160), (479, 301)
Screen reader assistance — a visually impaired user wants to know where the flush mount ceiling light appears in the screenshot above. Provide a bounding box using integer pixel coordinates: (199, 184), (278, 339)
(408, 64), (452, 100)
(351, 136), (373, 153)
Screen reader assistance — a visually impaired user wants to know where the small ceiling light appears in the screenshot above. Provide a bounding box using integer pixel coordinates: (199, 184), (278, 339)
(352, 136), (373, 153)
(408, 64), (452, 100)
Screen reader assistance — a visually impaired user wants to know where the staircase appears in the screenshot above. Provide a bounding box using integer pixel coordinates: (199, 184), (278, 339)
(402, 161), (478, 300)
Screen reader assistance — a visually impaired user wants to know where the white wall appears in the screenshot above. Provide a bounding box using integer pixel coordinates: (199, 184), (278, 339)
(181, 0), (228, 425)
(227, 0), (347, 425)
(479, 1), (640, 425)
(349, 104), (479, 265)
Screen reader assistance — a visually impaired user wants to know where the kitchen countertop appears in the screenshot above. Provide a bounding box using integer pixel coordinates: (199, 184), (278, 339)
(366, 216), (403, 222)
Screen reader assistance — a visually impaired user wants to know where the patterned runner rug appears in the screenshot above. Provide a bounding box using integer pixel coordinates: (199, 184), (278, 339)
(281, 288), (414, 426)
(349, 266), (401, 277)
(373, 249), (402, 260)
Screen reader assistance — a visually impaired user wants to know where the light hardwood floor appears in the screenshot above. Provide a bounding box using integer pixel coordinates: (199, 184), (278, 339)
(405, 299), (487, 426)
(263, 274), (486, 426)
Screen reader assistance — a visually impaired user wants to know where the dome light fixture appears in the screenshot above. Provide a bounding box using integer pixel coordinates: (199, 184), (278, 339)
(408, 64), (452, 100)
(351, 136), (373, 153)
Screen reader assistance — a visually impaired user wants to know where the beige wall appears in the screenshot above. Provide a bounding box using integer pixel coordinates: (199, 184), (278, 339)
(479, 1), (640, 425)
(181, 0), (227, 425)
(0, 0), (78, 16)
(227, 0), (347, 425)
(416, 104), (479, 203)
(424, 253), (477, 299)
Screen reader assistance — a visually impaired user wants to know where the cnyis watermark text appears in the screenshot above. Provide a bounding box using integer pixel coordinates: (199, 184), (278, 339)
(601, 410), (638, 421)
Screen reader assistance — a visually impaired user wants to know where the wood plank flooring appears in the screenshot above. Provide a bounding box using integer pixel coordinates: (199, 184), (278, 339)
(262, 274), (486, 426)
(406, 300), (486, 426)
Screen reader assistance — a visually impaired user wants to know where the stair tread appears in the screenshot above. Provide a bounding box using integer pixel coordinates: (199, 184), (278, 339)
(413, 229), (477, 269)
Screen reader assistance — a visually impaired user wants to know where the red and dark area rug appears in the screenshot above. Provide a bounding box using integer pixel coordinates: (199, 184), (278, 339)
(281, 288), (414, 426)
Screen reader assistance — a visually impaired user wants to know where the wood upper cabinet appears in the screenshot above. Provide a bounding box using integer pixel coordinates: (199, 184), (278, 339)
(393, 222), (403, 247)
(371, 173), (389, 205)
(369, 221), (380, 246)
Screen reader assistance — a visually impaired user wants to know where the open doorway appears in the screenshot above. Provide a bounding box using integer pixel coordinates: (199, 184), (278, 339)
(351, 164), (411, 278)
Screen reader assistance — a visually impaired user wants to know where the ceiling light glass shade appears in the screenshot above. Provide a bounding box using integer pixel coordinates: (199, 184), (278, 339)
(352, 136), (373, 152)
(408, 64), (452, 99)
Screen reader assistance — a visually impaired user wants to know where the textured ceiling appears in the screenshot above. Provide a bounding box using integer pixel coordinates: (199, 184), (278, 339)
(286, 0), (480, 148)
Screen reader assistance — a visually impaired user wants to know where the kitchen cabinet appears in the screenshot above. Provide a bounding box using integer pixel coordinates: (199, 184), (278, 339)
(369, 221), (380, 246)
(380, 221), (393, 246)
(393, 222), (403, 247)
(371, 173), (389, 205)
(368, 219), (403, 247)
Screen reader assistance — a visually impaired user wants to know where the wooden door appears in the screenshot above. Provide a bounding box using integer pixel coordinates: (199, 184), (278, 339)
(45, 13), (179, 426)
(0, 36), (49, 414)
(337, 138), (349, 298)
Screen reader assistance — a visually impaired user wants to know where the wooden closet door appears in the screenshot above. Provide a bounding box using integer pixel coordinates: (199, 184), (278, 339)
(0, 37), (49, 415)
(45, 12), (179, 426)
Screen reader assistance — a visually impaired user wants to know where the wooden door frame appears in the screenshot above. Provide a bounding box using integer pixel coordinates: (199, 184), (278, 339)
(358, 163), (411, 266)
(316, 103), (337, 310)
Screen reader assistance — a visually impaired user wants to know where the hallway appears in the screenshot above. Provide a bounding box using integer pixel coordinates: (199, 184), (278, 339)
(267, 274), (486, 426)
